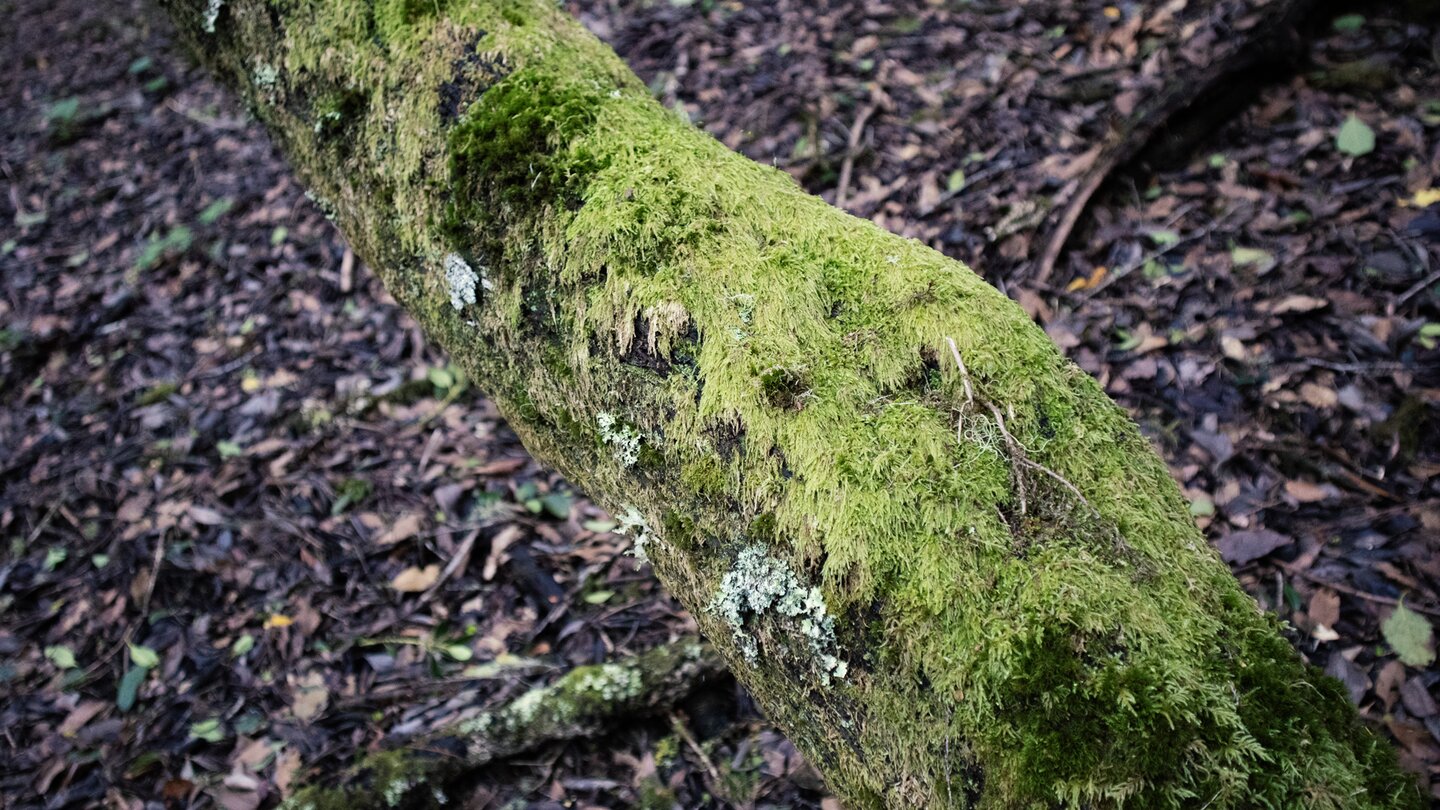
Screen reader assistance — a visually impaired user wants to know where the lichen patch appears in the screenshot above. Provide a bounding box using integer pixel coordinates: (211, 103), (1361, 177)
(709, 545), (847, 684)
(444, 253), (478, 311)
(202, 0), (224, 33)
(616, 506), (654, 562)
(597, 412), (641, 467)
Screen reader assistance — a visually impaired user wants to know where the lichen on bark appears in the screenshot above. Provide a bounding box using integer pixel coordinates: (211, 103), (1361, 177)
(160, 0), (1423, 806)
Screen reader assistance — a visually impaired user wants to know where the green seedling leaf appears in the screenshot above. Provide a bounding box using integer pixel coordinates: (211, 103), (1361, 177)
(427, 366), (454, 390)
(117, 666), (147, 712)
(231, 634), (255, 657)
(331, 478), (372, 515)
(46, 97), (81, 124)
(128, 643), (160, 669)
(189, 718), (225, 743)
(45, 645), (77, 669)
(197, 198), (234, 225)
(584, 590), (615, 605)
(1416, 323), (1440, 350)
(134, 226), (194, 271)
(945, 169), (966, 193)
(217, 440), (243, 459)
(1147, 229), (1180, 247)
(443, 644), (474, 661)
(1336, 115), (1375, 157)
(43, 547), (67, 571)
(1331, 14), (1364, 32)
(540, 492), (572, 519)
(1382, 601), (1435, 667)
(1230, 246), (1275, 271)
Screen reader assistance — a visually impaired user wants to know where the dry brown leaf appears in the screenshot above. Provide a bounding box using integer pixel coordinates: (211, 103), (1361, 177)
(375, 512), (424, 547)
(1284, 480), (1333, 504)
(1298, 383), (1338, 409)
(1262, 294), (1328, 315)
(273, 747), (302, 797)
(289, 671), (329, 722)
(1215, 529), (1291, 565)
(390, 564), (440, 592)
(1375, 659), (1407, 710)
(58, 700), (107, 737)
(190, 505), (225, 525)
(473, 457), (527, 476)
(235, 738), (276, 770)
(483, 525), (525, 581)
(1309, 589), (1341, 631)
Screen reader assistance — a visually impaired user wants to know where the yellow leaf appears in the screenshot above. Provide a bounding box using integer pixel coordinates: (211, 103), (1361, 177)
(1102, 6), (1122, 19)
(240, 375), (261, 393)
(1404, 188), (1440, 208)
(264, 614), (294, 629)
(1065, 266), (1107, 293)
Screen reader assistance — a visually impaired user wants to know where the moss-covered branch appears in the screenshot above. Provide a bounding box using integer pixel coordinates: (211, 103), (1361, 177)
(286, 640), (724, 809)
(160, 0), (1421, 806)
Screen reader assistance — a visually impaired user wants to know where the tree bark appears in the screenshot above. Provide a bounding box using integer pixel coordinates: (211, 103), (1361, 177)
(159, 1), (1421, 807)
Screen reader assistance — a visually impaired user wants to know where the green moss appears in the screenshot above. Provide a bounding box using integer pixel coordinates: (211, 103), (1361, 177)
(280, 749), (440, 810)
(137, 381), (179, 406)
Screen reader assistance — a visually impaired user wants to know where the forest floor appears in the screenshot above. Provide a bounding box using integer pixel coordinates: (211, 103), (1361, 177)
(2, 0), (1439, 807)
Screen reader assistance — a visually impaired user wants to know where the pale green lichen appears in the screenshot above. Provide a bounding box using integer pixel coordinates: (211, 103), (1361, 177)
(709, 545), (846, 684)
(382, 776), (412, 807)
(202, 0), (223, 33)
(443, 253), (478, 311)
(252, 62), (278, 101)
(596, 412), (641, 467)
(303, 189), (336, 221)
(572, 662), (643, 701)
(456, 711), (493, 736)
(616, 506), (654, 562)
(505, 685), (547, 725)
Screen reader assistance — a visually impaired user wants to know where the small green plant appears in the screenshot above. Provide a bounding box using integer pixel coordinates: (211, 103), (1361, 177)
(44, 97), (83, 142)
(1415, 323), (1440, 350)
(1336, 115), (1375, 157)
(134, 225), (194, 272)
(331, 478), (373, 515)
(197, 197), (234, 225)
(137, 381), (179, 406)
(1331, 13), (1365, 32)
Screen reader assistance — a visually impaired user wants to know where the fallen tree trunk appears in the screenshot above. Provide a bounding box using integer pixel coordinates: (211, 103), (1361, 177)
(160, 1), (1420, 806)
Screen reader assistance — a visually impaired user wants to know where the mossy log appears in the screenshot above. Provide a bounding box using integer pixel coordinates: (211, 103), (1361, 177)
(160, 1), (1421, 807)
(286, 640), (724, 809)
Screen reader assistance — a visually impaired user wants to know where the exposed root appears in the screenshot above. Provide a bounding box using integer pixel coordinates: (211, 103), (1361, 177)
(946, 336), (1099, 521)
